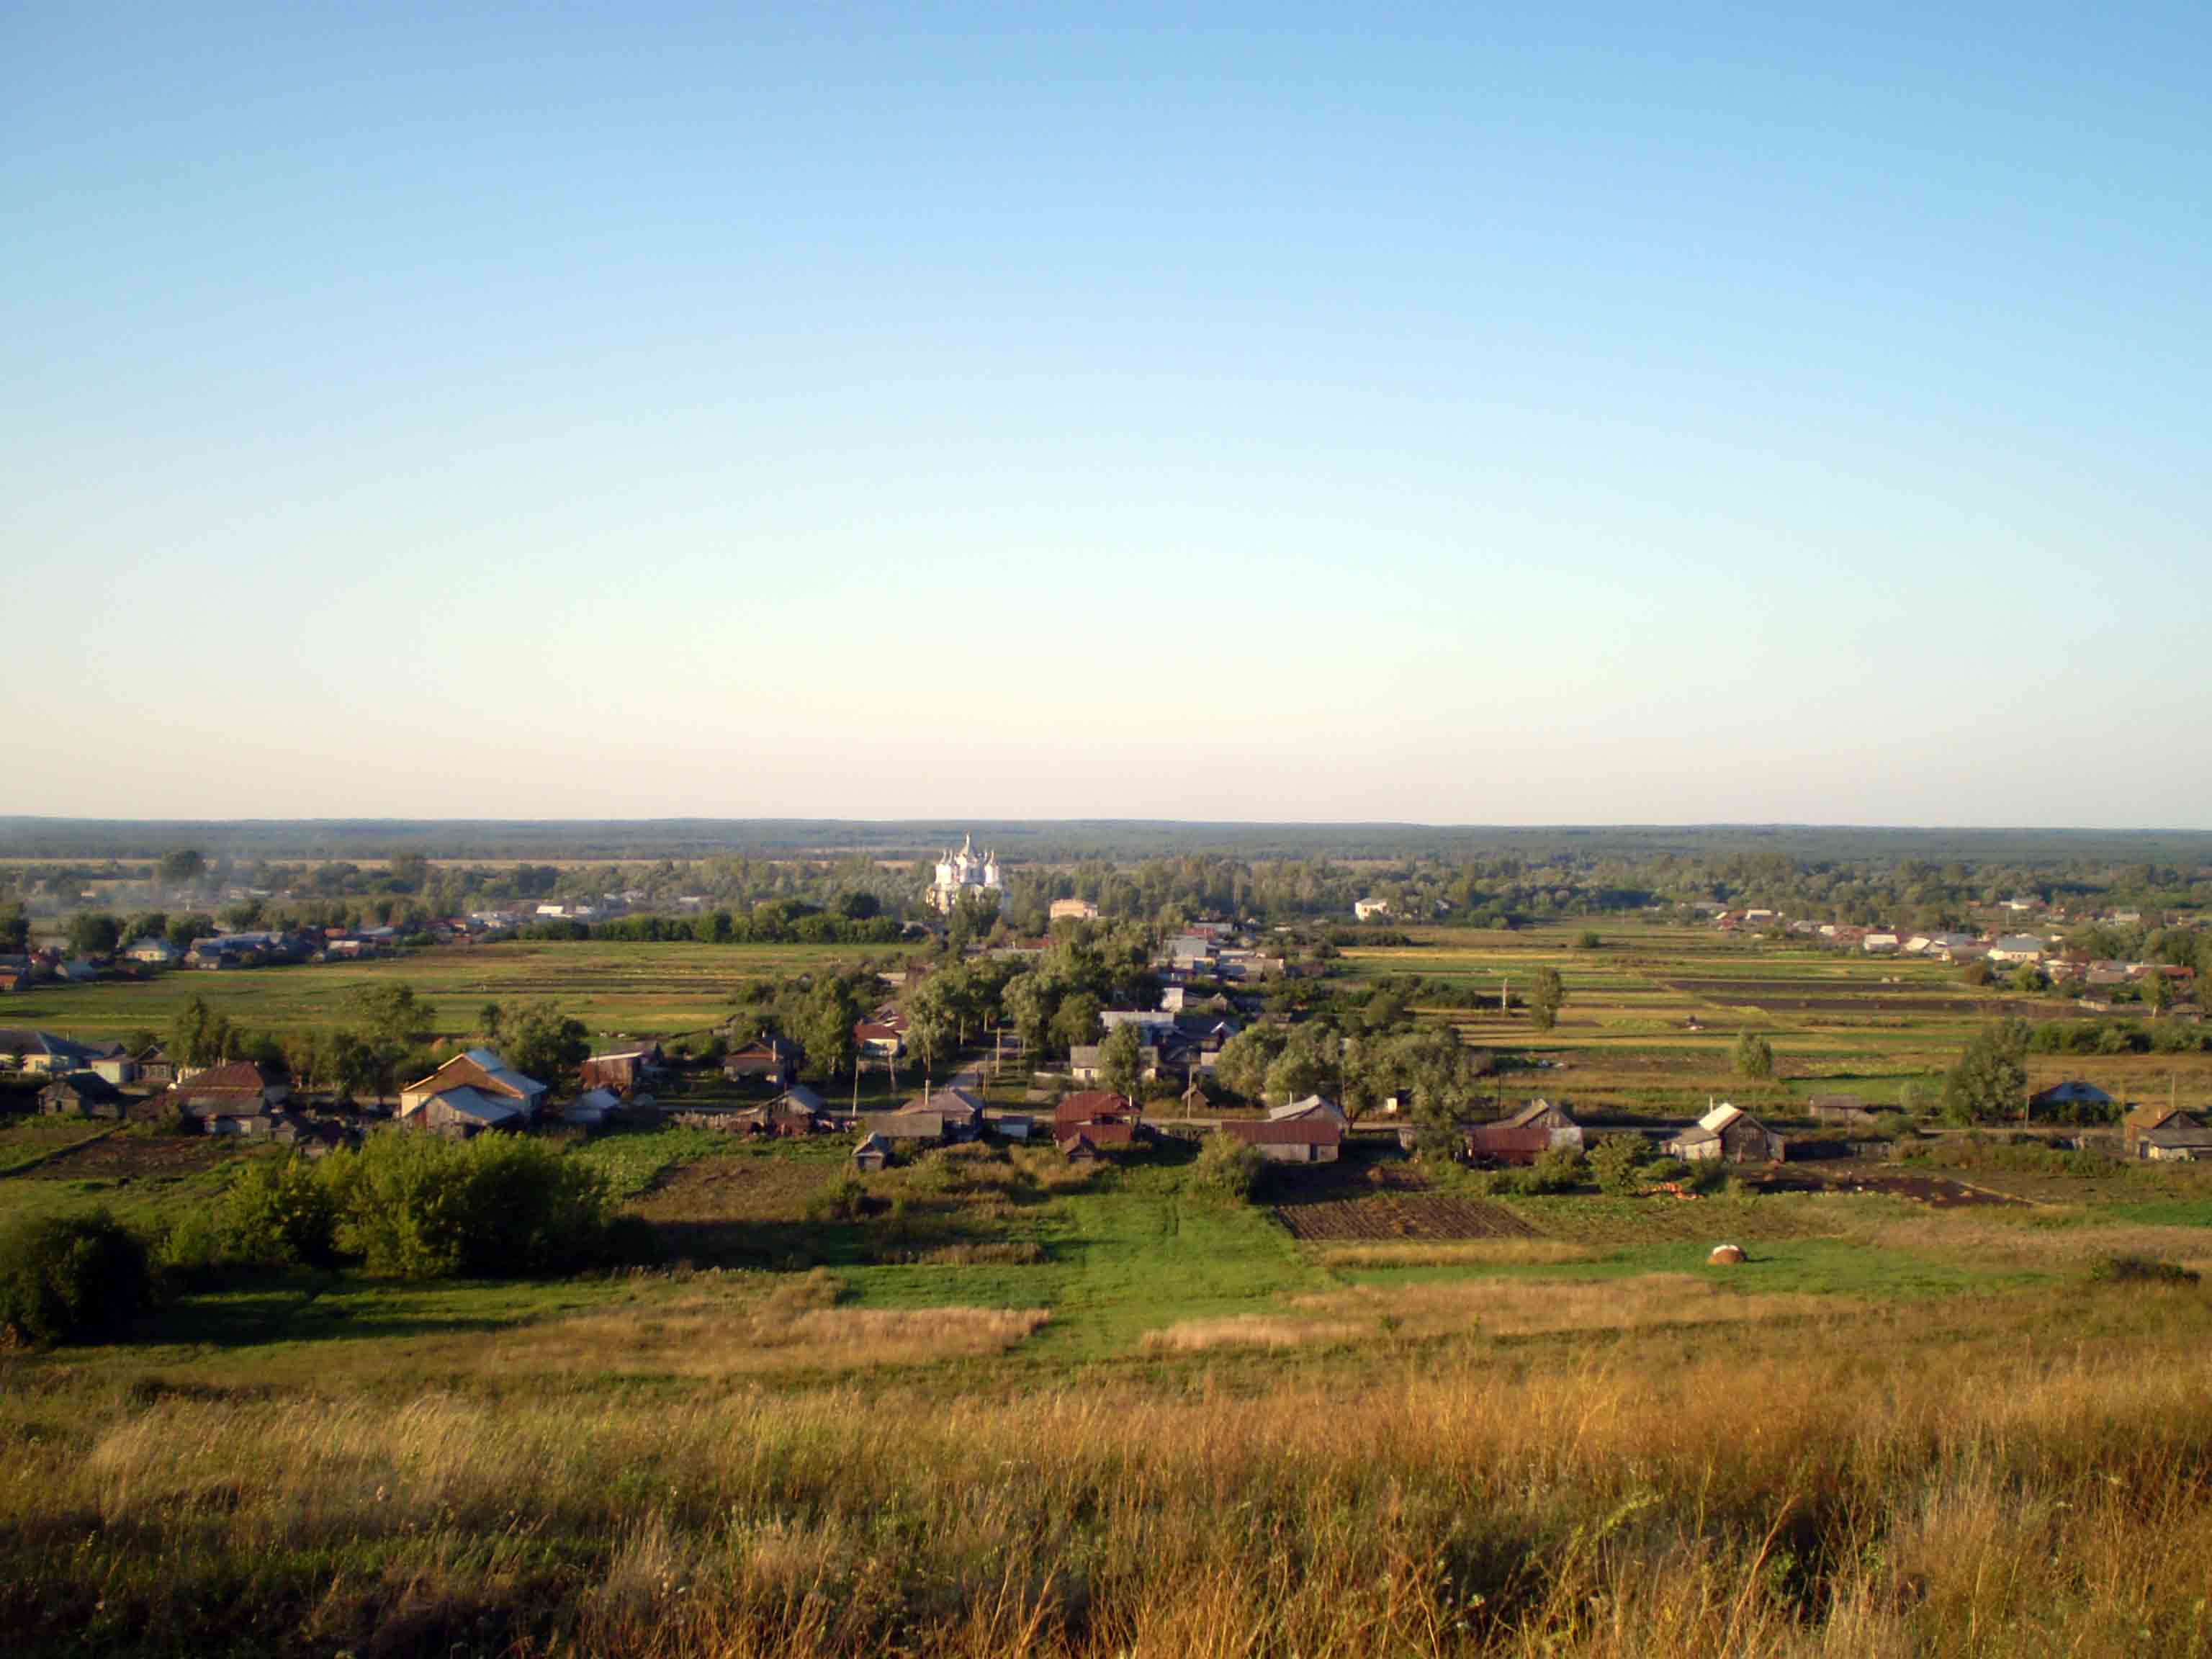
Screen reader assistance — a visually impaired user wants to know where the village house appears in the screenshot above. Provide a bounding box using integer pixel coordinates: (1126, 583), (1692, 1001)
(1221, 1115), (1342, 1164)
(0, 1029), (94, 1076)
(132, 1042), (176, 1086)
(1989, 935), (2049, 965)
(854, 1020), (905, 1061)
(564, 1087), (626, 1130)
(124, 935), (180, 967)
(1807, 1093), (1880, 1127)
(722, 1035), (800, 1086)
(1353, 898), (1392, 921)
(2028, 1079), (2115, 1120)
(40, 1071), (128, 1120)
(1466, 1099), (1583, 1163)
(579, 1040), (665, 1093)
(168, 1061), (290, 1135)
(851, 1132), (892, 1172)
(1049, 899), (1100, 922)
(860, 1108), (959, 1150)
(1665, 1102), (1784, 1164)
(755, 1084), (830, 1137)
(2128, 1105), (2212, 1161)
(1069, 1043), (1162, 1084)
(398, 1048), (549, 1136)
(1269, 1094), (1351, 1130)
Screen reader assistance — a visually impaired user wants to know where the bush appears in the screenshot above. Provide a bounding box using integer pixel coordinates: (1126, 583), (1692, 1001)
(214, 1156), (340, 1269)
(1588, 1134), (1651, 1194)
(1192, 1135), (1264, 1204)
(329, 1133), (615, 1280)
(2089, 1254), (2200, 1287)
(1504, 1146), (1588, 1196)
(0, 1210), (153, 1346)
(806, 1174), (871, 1223)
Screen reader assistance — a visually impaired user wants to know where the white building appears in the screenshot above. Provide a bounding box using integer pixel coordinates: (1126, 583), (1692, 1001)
(929, 834), (1004, 914)
(1354, 898), (1392, 921)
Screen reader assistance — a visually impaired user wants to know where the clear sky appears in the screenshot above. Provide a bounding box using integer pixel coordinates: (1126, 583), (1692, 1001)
(5, 4), (2208, 827)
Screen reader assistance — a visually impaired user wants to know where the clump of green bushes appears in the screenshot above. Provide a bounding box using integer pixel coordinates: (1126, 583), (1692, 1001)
(167, 1133), (634, 1282)
(0, 1210), (153, 1347)
(1192, 1135), (1264, 1203)
(2089, 1254), (2200, 1288)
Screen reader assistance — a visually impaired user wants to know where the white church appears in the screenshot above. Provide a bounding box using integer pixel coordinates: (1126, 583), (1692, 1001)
(929, 834), (1004, 914)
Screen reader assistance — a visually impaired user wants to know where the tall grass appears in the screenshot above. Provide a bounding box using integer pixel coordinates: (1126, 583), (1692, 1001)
(9, 1286), (2212, 1655)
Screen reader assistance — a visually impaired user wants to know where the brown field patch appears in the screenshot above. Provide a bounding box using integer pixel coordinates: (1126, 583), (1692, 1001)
(1310, 1238), (1606, 1270)
(17, 1130), (240, 1180)
(1294, 1274), (1851, 1340)
(1274, 1190), (1537, 1242)
(467, 1274), (1048, 1377)
(1140, 1316), (1367, 1353)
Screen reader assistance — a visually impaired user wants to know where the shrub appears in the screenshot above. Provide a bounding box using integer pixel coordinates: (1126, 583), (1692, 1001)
(212, 1156), (340, 1269)
(0, 1210), (153, 1346)
(806, 1174), (871, 1223)
(1192, 1135), (1265, 1204)
(1588, 1134), (1651, 1194)
(330, 1132), (614, 1280)
(1505, 1146), (1588, 1196)
(2089, 1254), (2200, 1287)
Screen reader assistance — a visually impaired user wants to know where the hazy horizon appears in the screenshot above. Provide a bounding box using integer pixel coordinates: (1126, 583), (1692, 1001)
(7, 4), (2208, 825)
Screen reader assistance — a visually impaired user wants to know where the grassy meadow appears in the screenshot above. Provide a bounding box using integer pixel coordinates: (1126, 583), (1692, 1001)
(0, 939), (902, 1044)
(8, 918), (2212, 1654)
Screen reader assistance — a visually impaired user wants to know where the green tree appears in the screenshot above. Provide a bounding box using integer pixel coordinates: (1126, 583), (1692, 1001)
(166, 914), (212, 952)
(1211, 1026), (1287, 1103)
(66, 912), (120, 958)
(1003, 972), (1054, 1057)
(0, 1210), (153, 1346)
(1097, 1022), (1144, 1100)
(1529, 966), (1565, 1032)
(157, 849), (207, 890)
(1050, 992), (1102, 1056)
(169, 995), (236, 1069)
(1588, 1133), (1651, 1194)
(346, 982), (436, 1096)
(796, 977), (863, 1082)
(904, 979), (956, 1089)
(0, 906), (27, 954)
(1732, 1031), (1775, 1080)
(1942, 1020), (2031, 1125)
(2141, 972), (2175, 1017)
(1262, 1022), (1340, 1106)
(500, 1002), (590, 1087)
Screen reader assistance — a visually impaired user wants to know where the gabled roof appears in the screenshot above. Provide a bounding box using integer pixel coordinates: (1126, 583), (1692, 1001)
(1698, 1102), (1745, 1133)
(43, 1070), (125, 1105)
(1223, 1117), (1341, 1146)
(429, 1086), (526, 1125)
(1053, 1089), (1137, 1125)
(775, 1084), (827, 1115)
(409, 1050), (547, 1102)
(1502, 1098), (1575, 1130)
(1269, 1094), (1349, 1126)
(170, 1061), (277, 1108)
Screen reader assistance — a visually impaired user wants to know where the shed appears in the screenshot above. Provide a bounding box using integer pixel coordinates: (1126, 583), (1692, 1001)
(852, 1132), (891, 1172)
(1220, 1116), (1342, 1164)
(1665, 1102), (1784, 1164)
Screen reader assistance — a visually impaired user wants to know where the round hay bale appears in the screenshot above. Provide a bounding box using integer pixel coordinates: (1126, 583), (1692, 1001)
(1707, 1243), (1747, 1266)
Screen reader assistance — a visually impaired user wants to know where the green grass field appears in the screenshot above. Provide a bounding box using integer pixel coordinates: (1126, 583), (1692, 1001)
(9, 917), (2212, 1655)
(0, 938), (908, 1043)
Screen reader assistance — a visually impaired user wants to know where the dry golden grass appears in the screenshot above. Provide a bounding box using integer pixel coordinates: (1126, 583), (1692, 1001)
(320, 1272), (1052, 1380)
(1310, 1238), (1606, 1269)
(1139, 1315), (1367, 1352)
(1293, 1272), (1852, 1341)
(27, 1290), (2212, 1658)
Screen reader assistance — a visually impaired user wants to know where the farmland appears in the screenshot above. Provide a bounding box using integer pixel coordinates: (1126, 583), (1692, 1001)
(6, 914), (2212, 1655)
(0, 939), (906, 1043)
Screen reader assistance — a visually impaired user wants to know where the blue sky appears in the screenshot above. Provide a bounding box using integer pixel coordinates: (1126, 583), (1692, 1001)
(5, 4), (2208, 824)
